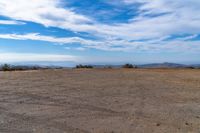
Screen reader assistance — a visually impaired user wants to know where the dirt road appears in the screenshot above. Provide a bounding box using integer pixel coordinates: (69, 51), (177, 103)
(0, 69), (200, 133)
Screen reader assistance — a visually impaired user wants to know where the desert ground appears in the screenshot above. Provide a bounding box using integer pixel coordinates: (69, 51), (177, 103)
(0, 69), (200, 133)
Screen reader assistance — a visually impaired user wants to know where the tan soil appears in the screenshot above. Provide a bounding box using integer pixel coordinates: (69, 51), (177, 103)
(0, 69), (200, 133)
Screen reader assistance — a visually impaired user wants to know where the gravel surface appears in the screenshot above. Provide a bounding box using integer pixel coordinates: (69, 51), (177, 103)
(0, 69), (200, 133)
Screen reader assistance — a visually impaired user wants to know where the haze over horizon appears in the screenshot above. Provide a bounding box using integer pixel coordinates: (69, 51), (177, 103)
(0, 0), (200, 65)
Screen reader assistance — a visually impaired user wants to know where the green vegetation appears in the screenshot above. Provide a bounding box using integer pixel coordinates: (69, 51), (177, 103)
(122, 64), (137, 68)
(105, 66), (113, 69)
(76, 64), (93, 69)
(2, 64), (11, 71)
(186, 66), (195, 69)
(0, 64), (47, 71)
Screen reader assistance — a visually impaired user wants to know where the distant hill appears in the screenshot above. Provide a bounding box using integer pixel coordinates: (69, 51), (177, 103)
(0, 62), (200, 71)
(138, 62), (187, 68)
(191, 64), (200, 68)
(93, 63), (200, 69)
(0, 64), (65, 71)
(138, 62), (200, 68)
(92, 65), (122, 68)
(10, 61), (75, 67)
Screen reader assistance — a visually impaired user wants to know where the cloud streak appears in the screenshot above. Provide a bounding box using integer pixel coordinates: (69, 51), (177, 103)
(0, 20), (25, 25)
(0, 53), (78, 62)
(0, 0), (199, 52)
(0, 33), (97, 45)
(0, 33), (199, 53)
(0, 0), (93, 31)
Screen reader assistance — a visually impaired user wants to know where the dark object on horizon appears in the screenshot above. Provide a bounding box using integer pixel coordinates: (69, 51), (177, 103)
(105, 66), (113, 69)
(76, 64), (93, 69)
(138, 62), (186, 68)
(185, 66), (195, 69)
(122, 64), (137, 68)
(0, 64), (57, 71)
(2, 64), (11, 71)
(138, 62), (200, 69)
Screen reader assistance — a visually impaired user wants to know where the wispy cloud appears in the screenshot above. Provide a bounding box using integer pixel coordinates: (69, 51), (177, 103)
(0, 20), (25, 25)
(0, 0), (93, 31)
(0, 33), (199, 52)
(0, 33), (98, 45)
(0, 53), (78, 62)
(0, 0), (199, 53)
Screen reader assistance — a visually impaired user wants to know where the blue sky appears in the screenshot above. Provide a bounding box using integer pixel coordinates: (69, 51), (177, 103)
(0, 0), (200, 65)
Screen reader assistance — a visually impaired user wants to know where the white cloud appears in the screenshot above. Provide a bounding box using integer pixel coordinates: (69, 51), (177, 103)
(176, 35), (198, 41)
(0, 0), (199, 52)
(0, 33), (99, 45)
(102, 0), (200, 40)
(65, 47), (86, 51)
(0, 20), (25, 25)
(75, 47), (86, 51)
(0, 53), (78, 62)
(0, 0), (199, 40)
(0, 0), (93, 31)
(0, 32), (199, 52)
(64, 47), (71, 50)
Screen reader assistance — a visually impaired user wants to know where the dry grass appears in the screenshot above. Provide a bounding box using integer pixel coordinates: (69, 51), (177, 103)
(0, 69), (200, 133)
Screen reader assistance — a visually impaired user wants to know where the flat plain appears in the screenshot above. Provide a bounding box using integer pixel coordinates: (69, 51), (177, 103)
(0, 69), (200, 133)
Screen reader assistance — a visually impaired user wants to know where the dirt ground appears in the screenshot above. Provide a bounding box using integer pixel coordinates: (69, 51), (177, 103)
(0, 69), (200, 133)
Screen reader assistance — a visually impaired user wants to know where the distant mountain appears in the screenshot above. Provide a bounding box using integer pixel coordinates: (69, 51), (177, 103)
(191, 64), (200, 68)
(92, 63), (200, 69)
(138, 62), (187, 68)
(0, 61), (76, 68)
(0, 62), (200, 70)
(92, 65), (122, 68)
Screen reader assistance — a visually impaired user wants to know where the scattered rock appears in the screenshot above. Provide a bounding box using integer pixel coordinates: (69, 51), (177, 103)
(156, 123), (161, 126)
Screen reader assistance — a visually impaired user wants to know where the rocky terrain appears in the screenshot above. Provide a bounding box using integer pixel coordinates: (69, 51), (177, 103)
(0, 69), (200, 133)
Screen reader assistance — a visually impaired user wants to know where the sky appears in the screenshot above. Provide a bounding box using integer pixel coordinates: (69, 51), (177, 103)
(0, 0), (200, 65)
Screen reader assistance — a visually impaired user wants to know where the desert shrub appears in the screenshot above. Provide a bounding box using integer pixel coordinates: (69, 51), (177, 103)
(76, 64), (93, 69)
(76, 64), (83, 68)
(2, 64), (11, 71)
(122, 64), (137, 68)
(186, 66), (195, 69)
(0, 64), (45, 71)
(105, 66), (113, 69)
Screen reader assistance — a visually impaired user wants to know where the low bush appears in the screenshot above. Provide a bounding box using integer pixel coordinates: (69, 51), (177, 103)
(0, 64), (46, 71)
(2, 64), (11, 71)
(122, 64), (137, 68)
(105, 66), (113, 69)
(186, 66), (195, 69)
(76, 64), (93, 69)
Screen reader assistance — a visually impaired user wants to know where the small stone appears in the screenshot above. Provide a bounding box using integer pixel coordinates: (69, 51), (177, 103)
(156, 123), (160, 126)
